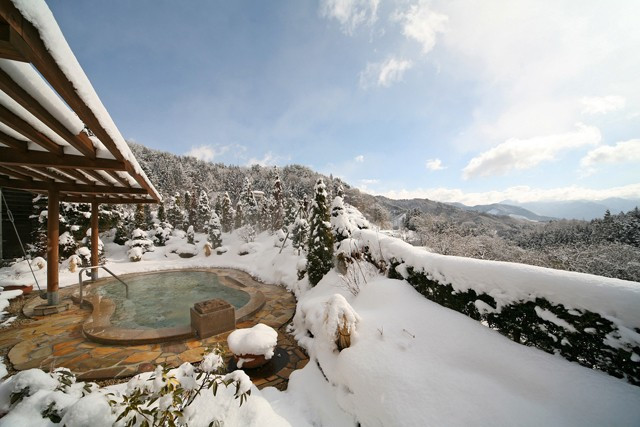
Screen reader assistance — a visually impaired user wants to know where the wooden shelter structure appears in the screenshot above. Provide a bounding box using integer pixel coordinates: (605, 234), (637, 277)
(0, 0), (160, 306)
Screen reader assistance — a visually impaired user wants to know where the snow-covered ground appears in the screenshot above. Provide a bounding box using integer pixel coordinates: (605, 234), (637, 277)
(0, 227), (639, 425)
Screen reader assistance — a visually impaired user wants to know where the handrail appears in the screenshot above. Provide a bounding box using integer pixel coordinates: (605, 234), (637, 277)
(78, 265), (129, 304)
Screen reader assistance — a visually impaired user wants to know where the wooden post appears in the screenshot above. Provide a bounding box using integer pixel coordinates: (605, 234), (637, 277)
(91, 201), (99, 280)
(47, 189), (59, 305)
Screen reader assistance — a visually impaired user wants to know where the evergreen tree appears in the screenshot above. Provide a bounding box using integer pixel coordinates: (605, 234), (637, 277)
(331, 188), (351, 242)
(144, 204), (154, 228)
(234, 201), (244, 229)
(292, 217), (309, 255)
(187, 225), (195, 245)
(113, 219), (130, 245)
(134, 204), (146, 229)
(306, 179), (334, 286)
(240, 177), (259, 225)
(283, 193), (299, 228)
(185, 191), (197, 230)
(271, 170), (284, 231)
(220, 192), (234, 233)
(259, 197), (272, 232)
(208, 212), (223, 249)
(157, 202), (166, 226)
(167, 193), (184, 230)
(195, 189), (212, 232)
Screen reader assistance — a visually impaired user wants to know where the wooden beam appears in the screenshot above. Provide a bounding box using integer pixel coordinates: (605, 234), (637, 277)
(83, 169), (114, 186)
(31, 167), (75, 183)
(0, 19), (26, 61)
(105, 170), (131, 187)
(0, 104), (64, 155)
(55, 168), (93, 185)
(47, 189), (59, 305)
(0, 175), (146, 194)
(0, 147), (125, 170)
(0, 67), (97, 158)
(0, 165), (31, 181)
(0, 129), (27, 151)
(60, 195), (157, 204)
(0, 3), (125, 162)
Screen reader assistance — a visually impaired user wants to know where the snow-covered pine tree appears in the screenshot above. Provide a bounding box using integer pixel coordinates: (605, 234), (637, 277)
(185, 191), (197, 231)
(260, 197), (272, 232)
(196, 189), (212, 233)
(292, 217), (309, 255)
(157, 202), (166, 226)
(134, 204), (146, 229)
(143, 204), (153, 228)
(29, 195), (49, 257)
(235, 201), (244, 229)
(127, 228), (154, 262)
(306, 178), (334, 286)
(240, 177), (259, 226)
(208, 211), (223, 249)
(220, 192), (234, 233)
(331, 186), (350, 242)
(167, 193), (184, 230)
(283, 193), (299, 228)
(271, 170), (284, 231)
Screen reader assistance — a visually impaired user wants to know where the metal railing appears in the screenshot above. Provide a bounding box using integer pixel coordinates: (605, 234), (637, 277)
(78, 265), (129, 304)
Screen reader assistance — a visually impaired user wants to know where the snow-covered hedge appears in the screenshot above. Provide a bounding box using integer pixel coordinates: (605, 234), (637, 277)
(353, 229), (640, 385)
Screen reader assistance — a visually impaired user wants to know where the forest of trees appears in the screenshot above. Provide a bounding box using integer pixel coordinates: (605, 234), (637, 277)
(23, 142), (640, 283)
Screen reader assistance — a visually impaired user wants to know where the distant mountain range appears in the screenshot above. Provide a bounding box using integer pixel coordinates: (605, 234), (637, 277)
(503, 198), (640, 221)
(449, 203), (556, 222)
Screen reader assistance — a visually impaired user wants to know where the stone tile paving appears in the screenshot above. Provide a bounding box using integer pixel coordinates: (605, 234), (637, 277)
(0, 270), (307, 390)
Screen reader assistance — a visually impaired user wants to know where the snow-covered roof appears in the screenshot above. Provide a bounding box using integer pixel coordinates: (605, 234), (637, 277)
(0, 0), (160, 204)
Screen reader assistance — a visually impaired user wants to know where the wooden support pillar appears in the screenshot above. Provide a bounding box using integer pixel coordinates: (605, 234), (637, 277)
(91, 201), (99, 280)
(47, 189), (59, 305)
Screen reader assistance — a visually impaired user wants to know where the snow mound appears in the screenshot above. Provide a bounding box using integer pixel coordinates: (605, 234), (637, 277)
(228, 323), (278, 359)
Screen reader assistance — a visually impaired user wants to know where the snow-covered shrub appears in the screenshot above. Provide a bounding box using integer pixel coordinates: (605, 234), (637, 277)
(186, 225), (195, 244)
(330, 192), (351, 242)
(273, 228), (287, 248)
(237, 224), (256, 243)
(152, 225), (171, 246)
(297, 258), (307, 281)
(323, 294), (361, 351)
(216, 246), (228, 255)
(208, 212), (223, 249)
(127, 229), (154, 262)
(0, 349), (251, 426)
(175, 243), (198, 258)
(80, 229), (105, 265)
(58, 231), (78, 259)
(76, 246), (91, 267)
(113, 220), (129, 246)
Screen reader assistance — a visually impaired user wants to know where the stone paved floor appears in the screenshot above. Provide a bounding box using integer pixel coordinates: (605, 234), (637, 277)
(0, 271), (307, 390)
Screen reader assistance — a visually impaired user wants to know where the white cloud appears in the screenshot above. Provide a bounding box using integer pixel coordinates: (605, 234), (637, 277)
(360, 178), (379, 185)
(462, 124), (601, 179)
(425, 158), (445, 171)
(580, 139), (640, 174)
(246, 152), (282, 167)
(354, 154), (365, 162)
(395, 0), (448, 54)
(359, 57), (413, 89)
(375, 182), (640, 206)
(581, 96), (626, 115)
(319, 0), (379, 35)
(185, 144), (231, 162)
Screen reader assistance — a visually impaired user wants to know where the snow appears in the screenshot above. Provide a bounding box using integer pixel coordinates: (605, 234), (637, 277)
(11, 0), (160, 199)
(1, 213), (640, 424)
(354, 228), (640, 328)
(535, 306), (577, 332)
(228, 323), (278, 363)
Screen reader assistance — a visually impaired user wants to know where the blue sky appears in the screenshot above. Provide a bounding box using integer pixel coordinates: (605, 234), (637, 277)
(49, 1), (640, 204)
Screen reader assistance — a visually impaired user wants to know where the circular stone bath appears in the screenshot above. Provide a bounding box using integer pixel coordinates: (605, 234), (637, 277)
(79, 269), (265, 344)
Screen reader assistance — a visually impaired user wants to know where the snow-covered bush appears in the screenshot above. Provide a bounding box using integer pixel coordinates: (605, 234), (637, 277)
(152, 225), (171, 247)
(0, 349), (252, 426)
(208, 212), (223, 249)
(323, 294), (361, 351)
(330, 191), (350, 243)
(186, 225), (195, 245)
(58, 231), (78, 259)
(237, 225), (256, 243)
(127, 228), (154, 262)
(273, 228), (287, 248)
